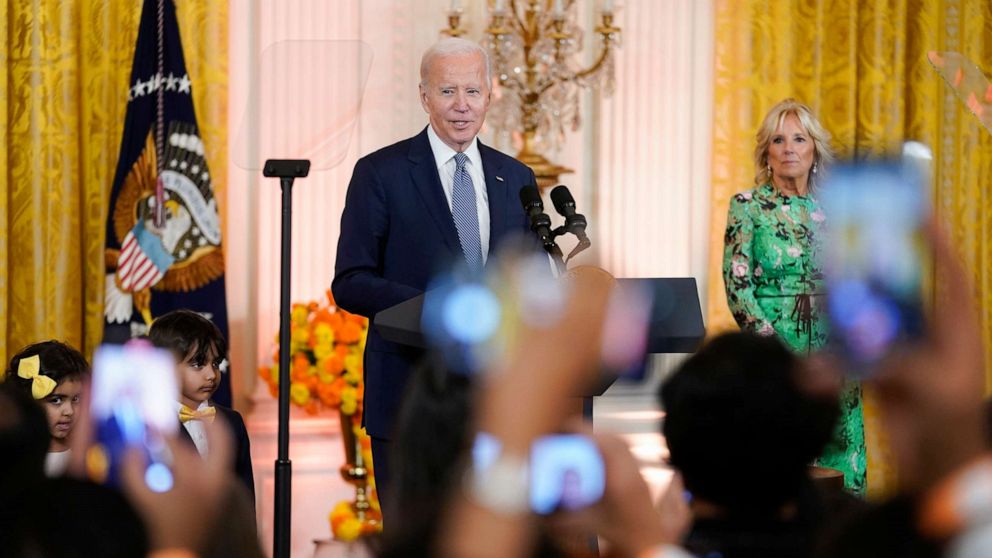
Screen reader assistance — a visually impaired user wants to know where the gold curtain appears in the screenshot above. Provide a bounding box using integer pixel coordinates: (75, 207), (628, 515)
(0, 0), (227, 363)
(708, 0), (992, 498)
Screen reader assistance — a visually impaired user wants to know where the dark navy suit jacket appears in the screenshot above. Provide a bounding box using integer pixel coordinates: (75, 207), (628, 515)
(332, 126), (536, 440)
(177, 403), (255, 508)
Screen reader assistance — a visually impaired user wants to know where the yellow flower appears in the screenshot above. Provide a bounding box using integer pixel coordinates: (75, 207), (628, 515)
(341, 386), (357, 414)
(330, 501), (352, 523)
(291, 326), (310, 347)
(290, 382), (310, 405)
(341, 400), (357, 415)
(314, 322), (335, 346)
(334, 517), (363, 542)
(344, 354), (361, 376)
(313, 343), (333, 360)
(269, 364), (280, 385)
(343, 367), (361, 385)
(291, 304), (309, 326)
(317, 368), (335, 384)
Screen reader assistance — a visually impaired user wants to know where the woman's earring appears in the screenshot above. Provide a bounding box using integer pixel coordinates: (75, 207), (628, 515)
(767, 164), (772, 175)
(812, 162), (818, 174)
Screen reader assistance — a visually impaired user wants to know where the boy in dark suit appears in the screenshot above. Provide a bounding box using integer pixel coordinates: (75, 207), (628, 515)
(148, 309), (255, 508)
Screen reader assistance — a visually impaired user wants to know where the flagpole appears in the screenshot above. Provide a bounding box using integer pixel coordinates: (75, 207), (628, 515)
(264, 159), (311, 558)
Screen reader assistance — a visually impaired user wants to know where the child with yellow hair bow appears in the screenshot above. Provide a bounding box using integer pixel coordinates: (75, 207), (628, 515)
(4, 340), (90, 477)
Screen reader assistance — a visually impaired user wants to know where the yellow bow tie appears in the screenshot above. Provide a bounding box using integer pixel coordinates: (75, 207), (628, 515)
(17, 355), (57, 400)
(179, 405), (217, 424)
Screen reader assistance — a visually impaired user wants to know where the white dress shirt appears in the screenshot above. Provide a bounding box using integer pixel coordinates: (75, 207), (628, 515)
(426, 125), (491, 265)
(176, 400), (210, 457)
(45, 450), (71, 477)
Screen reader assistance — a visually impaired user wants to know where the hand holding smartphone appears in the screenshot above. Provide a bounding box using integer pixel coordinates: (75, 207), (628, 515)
(88, 342), (179, 491)
(821, 150), (930, 370)
(472, 432), (606, 515)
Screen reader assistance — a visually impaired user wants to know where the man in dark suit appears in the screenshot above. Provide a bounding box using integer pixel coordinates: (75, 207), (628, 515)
(332, 37), (537, 508)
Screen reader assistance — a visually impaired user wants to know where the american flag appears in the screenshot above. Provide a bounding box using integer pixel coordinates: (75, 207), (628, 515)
(116, 220), (175, 292)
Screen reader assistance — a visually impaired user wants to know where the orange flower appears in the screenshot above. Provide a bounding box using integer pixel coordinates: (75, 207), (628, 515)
(312, 308), (335, 326)
(329, 501), (353, 531)
(293, 353), (310, 373)
(322, 354), (345, 376)
(337, 321), (363, 344)
(257, 366), (270, 380)
(268, 383), (279, 398)
(335, 344), (349, 358)
(290, 366), (309, 383)
(304, 400), (319, 415)
(305, 376), (320, 392)
(325, 289), (336, 307)
(317, 382), (342, 407)
(345, 313), (367, 326)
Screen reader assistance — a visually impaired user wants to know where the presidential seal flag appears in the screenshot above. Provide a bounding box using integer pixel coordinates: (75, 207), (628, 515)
(104, 0), (232, 405)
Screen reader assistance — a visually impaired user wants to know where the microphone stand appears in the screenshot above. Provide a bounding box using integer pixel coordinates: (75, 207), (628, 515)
(263, 158), (311, 558)
(544, 238), (568, 276)
(551, 225), (591, 264)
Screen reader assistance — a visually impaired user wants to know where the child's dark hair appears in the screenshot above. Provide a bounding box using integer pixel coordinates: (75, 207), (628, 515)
(148, 309), (228, 366)
(5, 340), (90, 397)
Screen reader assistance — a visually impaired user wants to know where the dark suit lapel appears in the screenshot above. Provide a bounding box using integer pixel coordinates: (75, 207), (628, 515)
(479, 141), (507, 253)
(176, 420), (195, 446)
(408, 127), (461, 256)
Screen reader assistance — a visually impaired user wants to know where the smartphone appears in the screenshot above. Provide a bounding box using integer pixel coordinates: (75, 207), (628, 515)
(473, 432), (606, 515)
(421, 250), (653, 382)
(88, 342), (179, 491)
(820, 154), (929, 369)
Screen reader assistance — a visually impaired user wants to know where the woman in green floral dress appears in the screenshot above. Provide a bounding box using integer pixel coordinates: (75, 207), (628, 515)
(722, 99), (866, 495)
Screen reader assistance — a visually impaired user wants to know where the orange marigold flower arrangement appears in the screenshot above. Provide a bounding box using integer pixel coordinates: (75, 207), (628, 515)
(258, 290), (382, 539)
(258, 290), (369, 417)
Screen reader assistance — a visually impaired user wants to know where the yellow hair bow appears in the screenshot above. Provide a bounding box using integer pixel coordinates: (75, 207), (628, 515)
(17, 355), (57, 400)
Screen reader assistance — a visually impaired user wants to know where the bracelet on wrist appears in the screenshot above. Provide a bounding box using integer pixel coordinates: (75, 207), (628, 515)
(464, 432), (530, 515)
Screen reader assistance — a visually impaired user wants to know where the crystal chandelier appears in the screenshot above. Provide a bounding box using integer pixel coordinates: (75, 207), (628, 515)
(444, 0), (621, 189)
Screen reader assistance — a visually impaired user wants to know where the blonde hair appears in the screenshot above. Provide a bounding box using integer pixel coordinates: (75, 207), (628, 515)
(753, 98), (834, 189)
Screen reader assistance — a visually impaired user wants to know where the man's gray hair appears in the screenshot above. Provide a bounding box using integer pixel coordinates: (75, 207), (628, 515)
(419, 37), (492, 89)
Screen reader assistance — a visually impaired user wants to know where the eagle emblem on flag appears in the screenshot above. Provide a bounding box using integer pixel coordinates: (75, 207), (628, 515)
(105, 123), (224, 326)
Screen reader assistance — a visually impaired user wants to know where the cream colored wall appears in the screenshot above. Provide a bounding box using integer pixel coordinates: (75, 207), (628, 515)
(226, 0), (715, 405)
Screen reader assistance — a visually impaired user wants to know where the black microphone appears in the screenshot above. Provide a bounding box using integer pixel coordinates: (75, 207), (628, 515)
(518, 185), (555, 247)
(550, 185), (590, 245)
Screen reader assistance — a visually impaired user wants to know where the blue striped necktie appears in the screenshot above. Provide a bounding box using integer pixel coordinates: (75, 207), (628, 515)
(451, 152), (483, 271)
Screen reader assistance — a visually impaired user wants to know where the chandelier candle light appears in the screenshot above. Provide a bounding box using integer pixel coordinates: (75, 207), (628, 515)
(444, 0), (621, 189)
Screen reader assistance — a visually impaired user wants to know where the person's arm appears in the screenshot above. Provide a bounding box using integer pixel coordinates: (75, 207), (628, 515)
(121, 421), (233, 555)
(440, 268), (690, 558)
(549, 427), (693, 558)
(439, 268), (613, 558)
(872, 220), (987, 493)
(722, 194), (774, 334)
(332, 157), (423, 318)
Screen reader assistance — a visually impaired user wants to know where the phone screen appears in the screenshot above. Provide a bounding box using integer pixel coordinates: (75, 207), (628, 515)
(421, 251), (652, 382)
(821, 158), (929, 369)
(88, 342), (178, 490)
(472, 432), (605, 515)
